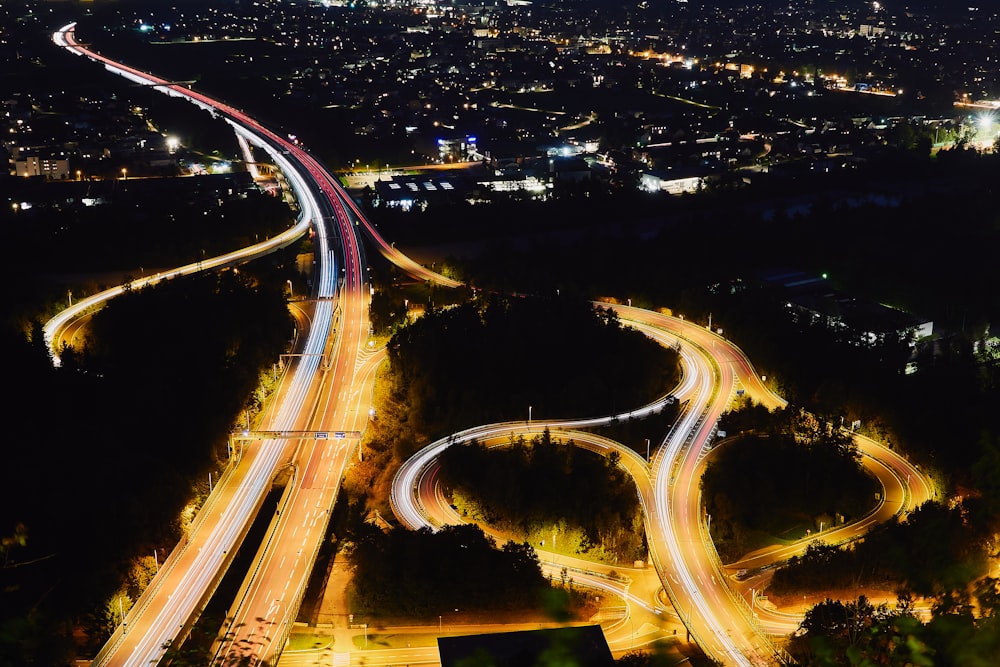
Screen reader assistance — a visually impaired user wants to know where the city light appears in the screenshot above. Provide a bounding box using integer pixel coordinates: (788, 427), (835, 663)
(15, 6), (1000, 667)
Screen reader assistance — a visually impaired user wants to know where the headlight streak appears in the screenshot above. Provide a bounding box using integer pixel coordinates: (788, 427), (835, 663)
(54, 21), (934, 667)
(390, 311), (761, 666)
(52, 22), (347, 667)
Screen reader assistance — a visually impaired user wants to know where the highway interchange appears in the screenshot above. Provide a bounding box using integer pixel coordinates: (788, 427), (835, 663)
(49, 21), (934, 667)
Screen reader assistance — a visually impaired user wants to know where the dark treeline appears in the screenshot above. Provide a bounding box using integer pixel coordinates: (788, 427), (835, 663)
(347, 522), (552, 617)
(438, 430), (646, 563)
(788, 582), (1000, 665)
(702, 407), (878, 562)
(789, 595), (932, 666)
(69, 270), (293, 419)
(387, 295), (681, 439)
(772, 497), (989, 601)
(0, 265), (295, 664)
(770, 431), (1000, 602)
(3, 181), (294, 276)
(437, 149), (1000, 497)
(372, 149), (1000, 313)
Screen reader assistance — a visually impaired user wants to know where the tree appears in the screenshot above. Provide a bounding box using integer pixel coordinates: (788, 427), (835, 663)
(369, 289), (408, 335)
(438, 431), (646, 563)
(0, 524), (30, 570)
(791, 595), (933, 666)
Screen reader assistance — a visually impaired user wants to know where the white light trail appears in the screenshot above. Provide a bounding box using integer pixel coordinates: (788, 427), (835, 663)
(52, 22), (342, 667)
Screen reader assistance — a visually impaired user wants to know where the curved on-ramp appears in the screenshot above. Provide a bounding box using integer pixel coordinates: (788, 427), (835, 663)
(391, 307), (934, 665)
(50, 20), (462, 667)
(49, 20), (933, 667)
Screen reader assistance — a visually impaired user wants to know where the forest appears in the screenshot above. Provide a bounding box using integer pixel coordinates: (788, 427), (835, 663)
(2, 179), (294, 276)
(347, 522), (555, 618)
(0, 260), (296, 663)
(700, 409), (879, 563)
(386, 295), (681, 440)
(438, 430), (647, 564)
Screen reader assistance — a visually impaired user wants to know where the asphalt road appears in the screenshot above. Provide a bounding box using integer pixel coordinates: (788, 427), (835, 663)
(389, 306), (933, 666)
(53, 21), (361, 667)
(50, 22), (934, 667)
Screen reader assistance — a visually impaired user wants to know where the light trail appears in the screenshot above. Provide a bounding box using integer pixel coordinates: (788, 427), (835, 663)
(52, 22), (343, 667)
(392, 308), (930, 665)
(51, 21), (934, 667)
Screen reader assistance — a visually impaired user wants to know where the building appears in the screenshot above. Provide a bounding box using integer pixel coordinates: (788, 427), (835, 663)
(549, 156), (592, 183)
(437, 625), (614, 667)
(760, 269), (933, 349)
(640, 167), (706, 195)
(374, 173), (468, 211)
(437, 135), (480, 162)
(12, 151), (71, 180)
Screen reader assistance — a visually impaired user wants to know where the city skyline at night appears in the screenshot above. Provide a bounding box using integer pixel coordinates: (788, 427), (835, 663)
(3, 1), (1000, 666)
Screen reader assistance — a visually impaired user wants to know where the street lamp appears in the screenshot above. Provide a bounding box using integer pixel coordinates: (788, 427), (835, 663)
(121, 167), (127, 180)
(119, 595), (128, 635)
(645, 438), (651, 461)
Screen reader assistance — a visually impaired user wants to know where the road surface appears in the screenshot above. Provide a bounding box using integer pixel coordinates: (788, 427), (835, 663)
(53, 21), (368, 667)
(51, 21), (933, 667)
(392, 306), (933, 665)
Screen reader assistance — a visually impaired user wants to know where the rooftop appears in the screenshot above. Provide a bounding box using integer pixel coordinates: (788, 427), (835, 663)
(437, 625), (614, 667)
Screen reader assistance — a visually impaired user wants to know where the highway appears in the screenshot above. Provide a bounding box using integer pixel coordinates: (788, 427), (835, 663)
(52, 21), (373, 667)
(392, 306), (934, 665)
(51, 20), (934, 667)
(52, 20), (463, 667)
